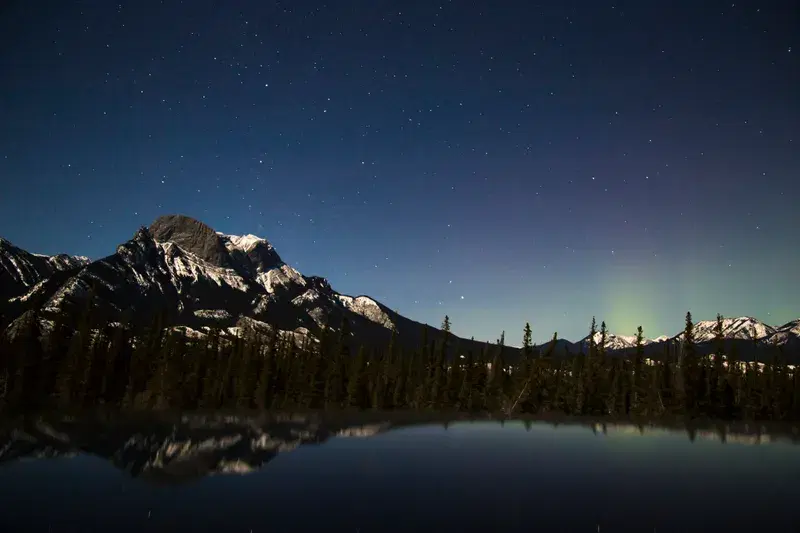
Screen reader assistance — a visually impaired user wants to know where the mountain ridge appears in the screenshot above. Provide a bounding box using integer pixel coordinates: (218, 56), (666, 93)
(1, 215), (798, 359)
(0, 216), (492, 355)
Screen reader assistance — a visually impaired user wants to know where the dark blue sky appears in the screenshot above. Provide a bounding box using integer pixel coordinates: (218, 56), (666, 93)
(1, 1), (798, 343)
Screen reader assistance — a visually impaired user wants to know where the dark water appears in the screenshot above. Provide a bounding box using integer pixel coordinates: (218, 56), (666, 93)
(0, 413), (798, 533)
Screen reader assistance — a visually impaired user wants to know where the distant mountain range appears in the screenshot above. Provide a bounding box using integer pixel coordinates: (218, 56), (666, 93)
(580, 316), (800, 351)
(1, 215), (798, 360)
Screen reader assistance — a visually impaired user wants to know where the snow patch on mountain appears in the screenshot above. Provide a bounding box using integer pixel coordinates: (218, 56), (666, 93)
(584, 331), (643, 350)
(256, 264), (306, 294)
(46, 254), (90, 270)
(764, 319), (800, 346)
(168, 319), (314, 347)
(168, 325), (207, 339)
(674, 316), (776, 342)
(8, 279), (48, 303)
(292, 289), (321, 306)
(45, 278), (89, 312)
(193, 309), (233, 321)
(1, 238), (89, 292)
(219, 233), (270, 254)
(160, 242), (250, 292)
(777, 319), (800, 336)
(307, 307), (326, 327)
(336, 294), (395, 329)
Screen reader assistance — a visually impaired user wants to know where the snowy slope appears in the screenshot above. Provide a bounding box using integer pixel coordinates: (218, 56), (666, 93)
(582, 331), (648, 351)
(160, 241), (251, 293)
(764, 319), (800, 347)
(673, 316), (776, 343)
(1, 215), (421, 350)
(596, 316), (799, 351)
(256, 264), (306, 294)
(0, 237), (90, 302)
(219, 233), (269, 253)
(777, 319), (800, 336)
(336, 295), (396, 329)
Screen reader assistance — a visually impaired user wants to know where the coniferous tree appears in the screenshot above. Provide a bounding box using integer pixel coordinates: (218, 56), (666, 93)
(581, 317), (599, 414)
(680, 311), (697, 413)
(346, 345), (366, 408)
(522, 323), (532, 355)
(457, 349), (474, 410)
(632, 326), (644, 410)
(599, 321), (608, 359)
(7, 310), (43, 408)
(486, 333), (507, 411)
(711, 314), (726, 414)
(2, 302), (798, 419)
(198, 328), (222, 408)
(38, 310), (72, 403)
(254, 328), (278, 409)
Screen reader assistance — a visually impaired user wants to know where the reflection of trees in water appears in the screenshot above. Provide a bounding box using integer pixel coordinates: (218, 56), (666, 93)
(0, 413), (796, 484)
(0, 412), (392, 484)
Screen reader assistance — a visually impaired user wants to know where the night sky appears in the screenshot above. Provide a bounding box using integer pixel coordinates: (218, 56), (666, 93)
(1, 1), (798, 344)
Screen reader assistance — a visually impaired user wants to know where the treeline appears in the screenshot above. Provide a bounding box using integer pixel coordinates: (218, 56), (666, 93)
(1, 305), (799, 420)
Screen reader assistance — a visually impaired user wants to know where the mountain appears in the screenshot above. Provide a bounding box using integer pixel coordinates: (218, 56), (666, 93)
(765, 319), (800, 349)
(0, 215), (488, 354)
(568, 315), (799, 362)
(1, 215), (797, 361)
(581, 332), (647, 351)
(0, 237), (89, 305)
(672, 316), (776, 343)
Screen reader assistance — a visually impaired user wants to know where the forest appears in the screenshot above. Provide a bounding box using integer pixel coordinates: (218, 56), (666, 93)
(1, 303), (799, 421)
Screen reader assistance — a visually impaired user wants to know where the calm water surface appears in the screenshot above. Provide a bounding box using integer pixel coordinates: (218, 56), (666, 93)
(0, 413), (798, 532)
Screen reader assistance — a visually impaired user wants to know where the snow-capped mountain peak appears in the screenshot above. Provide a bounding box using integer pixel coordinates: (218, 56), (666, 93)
(675, 316), (775, 343)
(1, 214), (420, 348)
(777, 319), (800, 336)
(763, 319), (800, 347)
(218, 233), (271, 254)
(336, 294), (395, 329)
(583, 331), (645, 350)
(0, 237), (90, 302)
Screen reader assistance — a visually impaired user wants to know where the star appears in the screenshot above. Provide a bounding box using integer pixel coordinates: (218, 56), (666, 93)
(1, 0), (795, 345)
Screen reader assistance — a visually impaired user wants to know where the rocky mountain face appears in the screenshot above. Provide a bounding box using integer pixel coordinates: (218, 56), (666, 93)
(0, 237), (89, 305)
(0, 215), (490, 354)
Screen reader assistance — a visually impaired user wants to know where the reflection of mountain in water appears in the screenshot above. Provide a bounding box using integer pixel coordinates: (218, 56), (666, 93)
(0, 412), (391, 485)
(1, 413), (798, 485)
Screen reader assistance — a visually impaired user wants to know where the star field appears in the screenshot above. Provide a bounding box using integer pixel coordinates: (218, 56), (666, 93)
(0, 1), (797, 343)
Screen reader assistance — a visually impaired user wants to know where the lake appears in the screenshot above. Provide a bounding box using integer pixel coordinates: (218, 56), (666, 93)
(0, 412), (798, 532)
